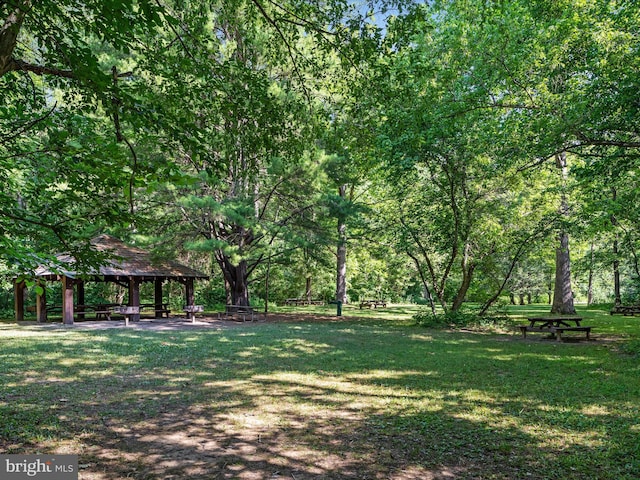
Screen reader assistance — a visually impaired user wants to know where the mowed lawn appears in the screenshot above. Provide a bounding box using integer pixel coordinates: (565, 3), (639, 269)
(1, 305), (639, 479)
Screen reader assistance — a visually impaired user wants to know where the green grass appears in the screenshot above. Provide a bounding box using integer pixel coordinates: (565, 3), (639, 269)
(1, 304), (639, 479)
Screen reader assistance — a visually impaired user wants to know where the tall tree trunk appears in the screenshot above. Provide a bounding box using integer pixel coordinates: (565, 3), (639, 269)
(551, 232), (576, 314)
(551, 152), (576, 315)
(224, 277), (232, 305)
(613, 237), (621, 305)
(217, 253), (250, 306)
(0, 2), (28, 76)
(305, 276), (312, 302)
(611, 187), (622, 306)
(407, 250), (436, 315)
(264, 255), (271, 314)
(451, 243), (475, 311)
(230, 261), (249, 306)
(336, 185), (348, 304)
(587, 243), (594, 306)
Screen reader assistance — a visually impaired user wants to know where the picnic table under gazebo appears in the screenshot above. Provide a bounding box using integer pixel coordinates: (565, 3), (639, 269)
(14, 235), (208, 325)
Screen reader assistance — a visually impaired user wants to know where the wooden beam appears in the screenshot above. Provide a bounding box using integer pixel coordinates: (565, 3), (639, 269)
(62, 276), (74, 325)
(36, 280), (47, 323)
(185, 278), (195, 307)
(184, 278), (195, 322)
(154, 278), (163, 318)
(14, 280), (25, 322)
(128, 277), (141, 322)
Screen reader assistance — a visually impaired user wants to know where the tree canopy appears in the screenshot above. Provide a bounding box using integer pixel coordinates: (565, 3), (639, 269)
(3, 0), (640, 310)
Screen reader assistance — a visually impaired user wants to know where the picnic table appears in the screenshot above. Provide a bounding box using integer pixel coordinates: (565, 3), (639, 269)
(45, 303), (117, 320)
(359, 299), (387, 309)
(113, 305), (140, 326)
(610, 305), (640, 316)
(284, 298), (325, 306)
(41, 303), (170, 323)
(83, 303), (166, 321)
(519, 316), (593, 341)
(46, 304), (62, 314)
(183, 304), (204, 322)
(140, 303), (172, 318)
(219, 305), (258, 322)
(87, 303), (120, 320)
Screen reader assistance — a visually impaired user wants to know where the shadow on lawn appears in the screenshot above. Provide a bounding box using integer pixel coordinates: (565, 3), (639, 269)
(0, 322), (638, 479)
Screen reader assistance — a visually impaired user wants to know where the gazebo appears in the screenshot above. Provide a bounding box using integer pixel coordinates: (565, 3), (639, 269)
(14, 235), (208, 325)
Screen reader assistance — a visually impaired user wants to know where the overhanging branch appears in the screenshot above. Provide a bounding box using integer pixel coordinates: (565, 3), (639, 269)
(12, 59), (74, 78)
(0, 101), (56, 145)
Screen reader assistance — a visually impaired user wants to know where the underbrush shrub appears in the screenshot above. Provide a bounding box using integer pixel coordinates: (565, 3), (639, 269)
(413, 309), (509, 329)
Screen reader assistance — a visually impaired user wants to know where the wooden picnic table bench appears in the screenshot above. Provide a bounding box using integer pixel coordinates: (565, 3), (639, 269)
(518, 316), (593, 341)
(45, 304), (117, 320)
(610, 305), (640, 316)
(285, 298), (305, 306)
(285, 298), (325, 306)
(219, 305), (258, 322)
(359, 299), (387, 309)
(527, 316), (583, 328)
(85, 304), (119, 320)
(140, 303), (172, 318)
(46, 304), (62, 314)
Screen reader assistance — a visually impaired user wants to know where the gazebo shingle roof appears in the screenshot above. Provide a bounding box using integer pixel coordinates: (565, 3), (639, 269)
(35, 234), (208, 280)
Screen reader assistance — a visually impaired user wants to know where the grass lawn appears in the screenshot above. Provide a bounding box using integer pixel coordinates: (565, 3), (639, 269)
(1, 304), (639, 479)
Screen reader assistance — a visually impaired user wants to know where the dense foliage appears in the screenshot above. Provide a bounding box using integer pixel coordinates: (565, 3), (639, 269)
(2, 0), (640, 311)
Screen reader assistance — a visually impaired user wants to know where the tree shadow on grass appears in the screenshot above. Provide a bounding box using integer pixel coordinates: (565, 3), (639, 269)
(0, 323), (639, 479)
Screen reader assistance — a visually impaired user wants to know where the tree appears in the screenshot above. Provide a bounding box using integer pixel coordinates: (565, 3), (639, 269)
(5, 0), (639, 312)
(321, 150), (367, 305)
(575, 156), (640, 304)
(363, 2), (558, 313)
(378, 0), (640, 312)
(1, 0), (168, 273)
(550, 153), (577, 314)
(138, 0), (353, 306)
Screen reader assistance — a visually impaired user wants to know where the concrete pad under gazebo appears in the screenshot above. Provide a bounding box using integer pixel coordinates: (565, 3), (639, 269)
(14, 235), (208, 325)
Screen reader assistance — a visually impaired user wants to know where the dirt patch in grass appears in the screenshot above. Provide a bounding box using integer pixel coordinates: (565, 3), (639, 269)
(66, 408), (471, 480)
(9, 314), (474, 479)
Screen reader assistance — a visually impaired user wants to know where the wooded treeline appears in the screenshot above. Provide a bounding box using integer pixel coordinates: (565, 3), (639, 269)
(2, 0), (639, 312)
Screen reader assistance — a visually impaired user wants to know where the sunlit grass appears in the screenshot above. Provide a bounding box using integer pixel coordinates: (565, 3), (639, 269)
(0, 305), (639, 478)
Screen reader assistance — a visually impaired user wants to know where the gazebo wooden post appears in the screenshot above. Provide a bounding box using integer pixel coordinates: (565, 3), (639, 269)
(36, 280), (47, 323)
(185, 278), (195, 307)
(184, 278), (195, 322)
(129, 277), (141, 322)
(61, 275), (74, 325)
(14, 280), (25, 322)
(154, 278), (164, 318)
(77, 280), (85, 320)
